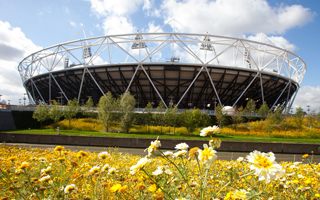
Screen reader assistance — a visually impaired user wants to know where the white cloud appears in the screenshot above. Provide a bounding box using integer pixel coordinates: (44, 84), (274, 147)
(146, 22), (163, 33)
(90, 0), (144, 16)
(102, 15), (135, 35)
(69, 21), (77, 28)
(143, 0), (161, 17)
(90, 0), (147, 35)
(0, 21), (40, 104)
(247, 32), (295, 51)
(293, 86), (320, 113)
(160, 0), (313, 35)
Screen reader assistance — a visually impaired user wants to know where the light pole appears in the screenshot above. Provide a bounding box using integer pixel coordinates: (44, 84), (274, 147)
(57, 92), (63, 105)
(23, 93), (27, 106)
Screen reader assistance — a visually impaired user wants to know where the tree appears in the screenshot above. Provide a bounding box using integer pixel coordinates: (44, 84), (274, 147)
(232, 106), (244, 130)
(49, 100), (64, 126)
(83, 96), (95, 117)
(144, 102), (153, 133)
(153, 101), (166, 134)
(294, 107), (304, 129)
(257, 102), (269, 118)
(266, 106), (284, 130)
(244, 99), (256, 116)
(64, 99), (80, 128)
(181, 108), (209, 134)
(119, 91), (136, 133)
(215, 104), (226, 127)
(33, 103), (50, 126)
(164, 106), (179, 134)
(98, 92), (117, 132)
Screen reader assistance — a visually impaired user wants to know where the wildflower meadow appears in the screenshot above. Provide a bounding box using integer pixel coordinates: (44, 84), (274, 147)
(0, 127), (319, 199)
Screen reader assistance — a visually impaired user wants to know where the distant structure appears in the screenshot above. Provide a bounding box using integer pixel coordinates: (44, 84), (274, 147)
(18, 33), (306, 112)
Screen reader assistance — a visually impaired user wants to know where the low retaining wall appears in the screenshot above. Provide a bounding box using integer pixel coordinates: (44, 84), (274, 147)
(0, 133), (319, 154)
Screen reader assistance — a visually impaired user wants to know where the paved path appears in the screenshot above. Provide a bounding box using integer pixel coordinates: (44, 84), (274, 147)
(1, 143), (319, 162)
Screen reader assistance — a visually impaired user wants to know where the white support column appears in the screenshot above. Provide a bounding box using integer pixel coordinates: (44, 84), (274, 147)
(140, 64), (168, 108)
(50, 73), (69, 102)
(85, 68), (105, 95)
(30, 79), (45, 103)
(176, 66), (204, 107)
(232, 72), (259, 107)
(77, 68), (86, 103)
(271, 81), (290, 109)
(204, 67), (222, 106)
(125, 65), (140, 92)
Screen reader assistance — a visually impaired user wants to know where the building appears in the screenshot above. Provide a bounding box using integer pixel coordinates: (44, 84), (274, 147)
(18, 33), (306, 112)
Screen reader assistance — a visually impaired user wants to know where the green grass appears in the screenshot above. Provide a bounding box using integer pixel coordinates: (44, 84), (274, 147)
(3, 128), (320, 144)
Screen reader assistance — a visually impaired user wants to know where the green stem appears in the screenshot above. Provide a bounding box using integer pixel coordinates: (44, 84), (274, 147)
(141, 168), (174, 200)
(159, 150), (197, 197)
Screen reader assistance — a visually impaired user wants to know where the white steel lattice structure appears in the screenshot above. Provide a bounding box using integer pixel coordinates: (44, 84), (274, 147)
(18, 33), (306, 112)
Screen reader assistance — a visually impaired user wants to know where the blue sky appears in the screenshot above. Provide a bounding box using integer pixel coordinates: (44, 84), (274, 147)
(0, 0), (319, 112)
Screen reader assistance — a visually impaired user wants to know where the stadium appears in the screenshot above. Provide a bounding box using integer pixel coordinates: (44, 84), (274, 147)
(18, 33), (306, 112)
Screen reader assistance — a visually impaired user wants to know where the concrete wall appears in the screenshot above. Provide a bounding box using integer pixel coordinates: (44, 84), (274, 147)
(1, 133), (319, 154)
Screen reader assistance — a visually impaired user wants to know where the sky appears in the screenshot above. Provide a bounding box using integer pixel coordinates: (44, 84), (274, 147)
(0, 0), (319, 113)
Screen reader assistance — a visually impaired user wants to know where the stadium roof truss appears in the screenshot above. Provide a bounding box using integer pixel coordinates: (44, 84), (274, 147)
(18, 33), (306, 112)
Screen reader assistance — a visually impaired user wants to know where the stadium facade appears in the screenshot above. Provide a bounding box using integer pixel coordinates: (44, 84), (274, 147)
(18, 33), (306, 112)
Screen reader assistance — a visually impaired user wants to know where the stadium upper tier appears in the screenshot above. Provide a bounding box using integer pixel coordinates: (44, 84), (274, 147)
(18, 33), (306, 110)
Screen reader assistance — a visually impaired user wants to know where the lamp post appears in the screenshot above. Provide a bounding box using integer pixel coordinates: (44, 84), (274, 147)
(58, 92), (63, 105)
(23, 93), (27, 106)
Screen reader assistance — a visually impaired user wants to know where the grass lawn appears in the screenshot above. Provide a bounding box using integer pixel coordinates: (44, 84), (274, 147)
(3, 128), (320, 144)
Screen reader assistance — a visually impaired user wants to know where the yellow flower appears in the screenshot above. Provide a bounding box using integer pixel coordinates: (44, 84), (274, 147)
(15, 168), (23, 175)
(153, 189), (164, 200)
(246, 150), (284, 183)
(119, 185), (128, 193)
(8, 156), (17, 162)
(110, 183), (122, 193)
(54, 146), (64, 152)
(98, 151), (110, 159)
(224, 189), (248, 200)
(77, 150), (88, 158)
(148, 184), (157, 193)
(136, 183), (146, 191)
(64, 184), (77, 194)
(198, 144), (217, 164)
(188, 147), (199, 159)
(19, 161), (30, 170)
(38, 157), (48, 163)
(302, 154), (309, 159)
